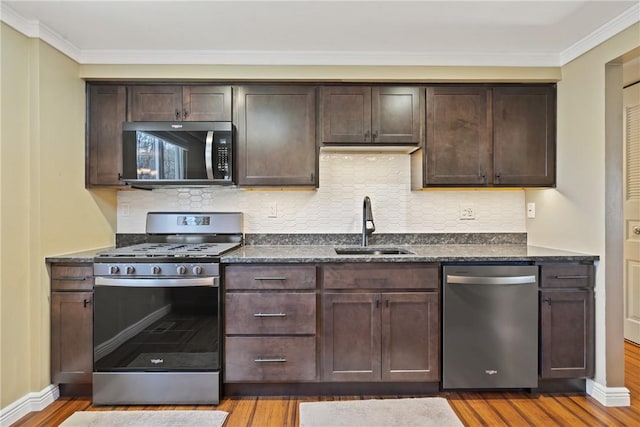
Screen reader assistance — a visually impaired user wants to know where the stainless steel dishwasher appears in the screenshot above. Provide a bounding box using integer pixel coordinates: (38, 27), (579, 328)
(442, 265), (539, 389)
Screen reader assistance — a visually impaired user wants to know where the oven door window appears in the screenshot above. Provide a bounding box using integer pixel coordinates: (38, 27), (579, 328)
(93, 285), (220, 372)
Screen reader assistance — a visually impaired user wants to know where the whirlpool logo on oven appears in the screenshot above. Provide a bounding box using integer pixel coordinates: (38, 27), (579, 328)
(150, 358), (164, 364)
(485, 369), (498, 375)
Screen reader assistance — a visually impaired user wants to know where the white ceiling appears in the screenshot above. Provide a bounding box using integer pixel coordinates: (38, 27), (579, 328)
(1, 0), (639, 66)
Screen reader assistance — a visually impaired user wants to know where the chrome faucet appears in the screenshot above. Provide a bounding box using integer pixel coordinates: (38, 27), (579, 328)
(362, 196), (376, 246)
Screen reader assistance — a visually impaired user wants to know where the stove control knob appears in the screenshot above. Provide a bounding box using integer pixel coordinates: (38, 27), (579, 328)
(152, 266), (162, 275)
(177, 265), (187, 275)
(109, 266), (120, 274)
(192, 266), (203, 275)
(126, 266), (136, 274)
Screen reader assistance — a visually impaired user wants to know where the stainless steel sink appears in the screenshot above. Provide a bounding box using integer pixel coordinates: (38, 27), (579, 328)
(334, 247), (415, 255)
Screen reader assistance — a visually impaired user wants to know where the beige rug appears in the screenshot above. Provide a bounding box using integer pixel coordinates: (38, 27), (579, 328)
(59, 410), (228, 426)
(299, 397), (463, 427)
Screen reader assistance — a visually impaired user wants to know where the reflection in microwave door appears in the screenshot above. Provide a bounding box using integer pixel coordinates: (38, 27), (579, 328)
(137, 168), (157, 179)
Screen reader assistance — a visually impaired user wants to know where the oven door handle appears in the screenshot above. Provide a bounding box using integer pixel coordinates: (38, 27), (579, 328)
(94, 277), (218, 287)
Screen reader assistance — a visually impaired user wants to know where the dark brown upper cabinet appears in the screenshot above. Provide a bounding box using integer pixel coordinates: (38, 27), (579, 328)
(414, 84), (556, 188)
(86, 84), (127, 187)
(320, 86), (423, 145)
(234, 85), (318, 187)
(424, 86), (492, 185)
(128, 85), (231, 122)
(493, 86), (556, 186)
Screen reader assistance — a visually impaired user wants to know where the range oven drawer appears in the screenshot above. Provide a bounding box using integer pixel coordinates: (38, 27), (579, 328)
(224, 336), (316, 382)
(225, 293), (316, 335)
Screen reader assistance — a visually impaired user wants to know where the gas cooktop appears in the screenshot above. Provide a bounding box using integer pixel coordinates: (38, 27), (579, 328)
(95, 242), (241, 259)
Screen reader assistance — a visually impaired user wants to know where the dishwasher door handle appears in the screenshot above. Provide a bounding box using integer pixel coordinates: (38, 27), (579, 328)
(446, 275), (537, 285)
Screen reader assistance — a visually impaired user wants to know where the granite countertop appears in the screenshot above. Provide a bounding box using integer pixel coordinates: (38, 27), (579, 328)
(221, 244), (599, 264)
(43, 236), (599, 264)
(45, 247), (114, 263)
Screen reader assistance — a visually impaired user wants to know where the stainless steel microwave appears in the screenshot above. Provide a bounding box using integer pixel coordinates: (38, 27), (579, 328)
(122, 121), (233, 186)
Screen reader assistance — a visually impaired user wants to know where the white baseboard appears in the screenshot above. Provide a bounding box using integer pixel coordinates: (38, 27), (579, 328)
(0, 384), (59, 426)
(587, 379), (631, 406)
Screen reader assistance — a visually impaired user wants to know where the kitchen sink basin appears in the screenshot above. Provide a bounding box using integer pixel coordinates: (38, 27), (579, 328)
(334, 247), (415, 255)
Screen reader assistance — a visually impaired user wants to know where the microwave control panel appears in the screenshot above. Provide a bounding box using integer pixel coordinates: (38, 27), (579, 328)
(213, 136), (232, 181)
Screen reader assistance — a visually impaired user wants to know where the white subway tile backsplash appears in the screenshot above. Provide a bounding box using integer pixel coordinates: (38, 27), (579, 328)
(117, 153), (526, 234)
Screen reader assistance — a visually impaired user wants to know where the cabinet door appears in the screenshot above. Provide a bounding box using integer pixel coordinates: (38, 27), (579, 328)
(182, 85), (231, 121)
(87, 85), (127, 187)
(320, 86), (372, 143)
(322, 293), (380, 381)
(381, 292), (439, 382)
(129, 85), (182, 121)
(425, 86), (491, 185)
(540, 290), (594, 378)
(493, 86), (556, 186)
(372, 87), (422, 144)
(51, 292), (93, 384)
(235, 85), (317, 186)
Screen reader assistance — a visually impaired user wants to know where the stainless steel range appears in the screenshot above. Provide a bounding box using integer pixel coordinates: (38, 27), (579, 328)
(92, 212), (242, 405)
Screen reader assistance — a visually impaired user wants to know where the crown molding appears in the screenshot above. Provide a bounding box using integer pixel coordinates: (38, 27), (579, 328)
(1, 2), (81, 60)
(560, 2), (640, 65)
(1, 2), (637, 67)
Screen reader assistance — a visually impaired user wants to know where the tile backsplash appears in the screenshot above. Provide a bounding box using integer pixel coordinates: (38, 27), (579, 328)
(117, 152), (526, 234)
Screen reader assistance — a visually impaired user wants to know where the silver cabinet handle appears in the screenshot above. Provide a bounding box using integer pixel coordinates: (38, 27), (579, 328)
(634, 226), (640, 235)
(447, 275), (536, 285)
(254, 276), (287, 281)
(555, 275), (589, 279)
(253, 313), (287, 317)
(254, 358), (286, 363)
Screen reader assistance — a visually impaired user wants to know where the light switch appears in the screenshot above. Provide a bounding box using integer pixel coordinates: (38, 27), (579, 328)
(268, 201), (277, 218)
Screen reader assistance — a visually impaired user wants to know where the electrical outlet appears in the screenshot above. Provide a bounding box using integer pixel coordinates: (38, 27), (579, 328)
(459, 204), (476, 220)
(119, 203), (130, 217)
(268, 201), (277, 218)
(527, 202), (536, 218)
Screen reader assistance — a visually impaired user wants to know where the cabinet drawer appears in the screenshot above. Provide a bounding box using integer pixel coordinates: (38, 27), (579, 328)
(225, 293), (316, 335)
(225, 337), (316, 382)
(540, 264), (594, 289)
(225, 265), (316, 290)
(51, 265), (94, 291)
(323, 263), (439, 290)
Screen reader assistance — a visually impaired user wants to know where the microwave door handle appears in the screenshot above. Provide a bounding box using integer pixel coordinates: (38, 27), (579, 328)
(205, 130), (214, 180)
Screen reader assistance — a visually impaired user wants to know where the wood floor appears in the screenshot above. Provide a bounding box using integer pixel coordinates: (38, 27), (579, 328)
(12, 341), (640, 427)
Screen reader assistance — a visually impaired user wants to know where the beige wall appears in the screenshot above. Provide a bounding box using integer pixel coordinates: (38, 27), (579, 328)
(1, 22), (33, 409)
(526, 22), (640, 389)
(0, 23), (116, 408)
(79, 64), (561, 82)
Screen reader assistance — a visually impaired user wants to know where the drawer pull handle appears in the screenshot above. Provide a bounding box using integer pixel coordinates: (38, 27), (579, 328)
(555, 275), (588, 279)
(254, 358), (287, 363)
(254, 313), (287, 317)
(57, 276), (88, 281)
(254, 276), (287, 281)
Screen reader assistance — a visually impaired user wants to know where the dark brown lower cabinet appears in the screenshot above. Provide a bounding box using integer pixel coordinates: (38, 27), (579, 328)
(50, 263), (94, 386)
(322, 292), (439, 382)
(225, 336), (316, 382)
(51, 292), (93, 384)
(540, 289), (594, 379)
